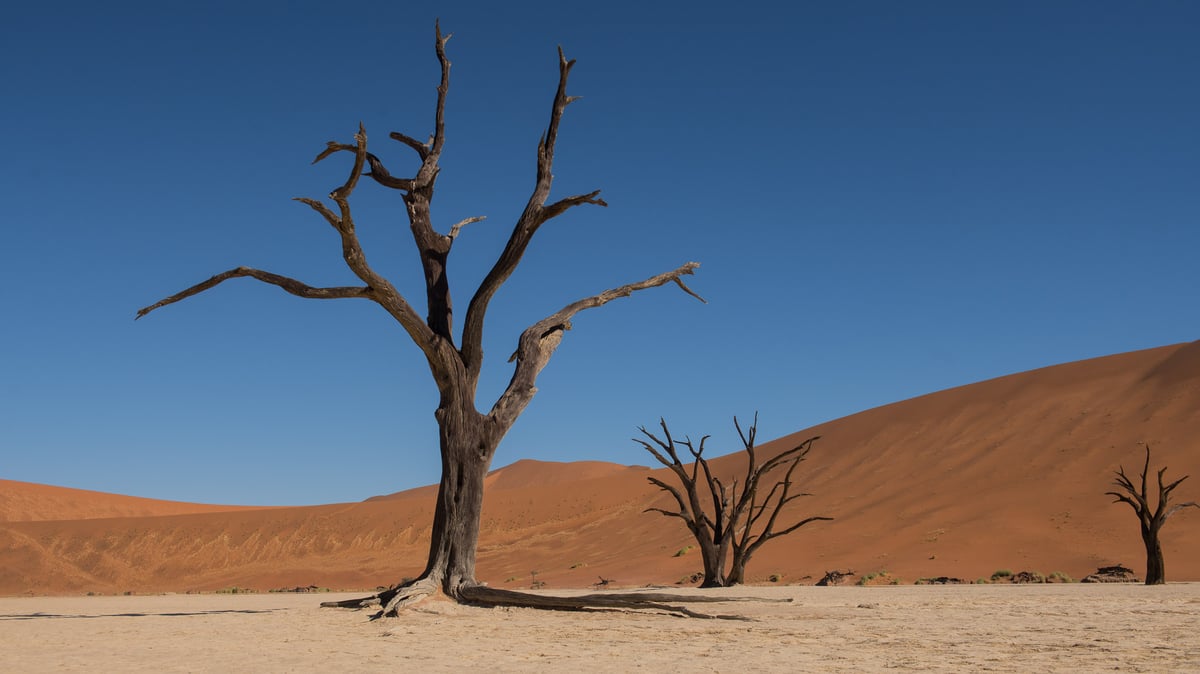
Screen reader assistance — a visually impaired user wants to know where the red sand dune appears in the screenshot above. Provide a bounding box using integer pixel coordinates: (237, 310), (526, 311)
(0, 480), (274, 523)
(1, 341), (1198, 595)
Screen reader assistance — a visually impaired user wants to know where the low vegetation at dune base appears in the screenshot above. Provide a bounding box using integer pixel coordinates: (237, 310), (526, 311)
(857, 571), (902, 586)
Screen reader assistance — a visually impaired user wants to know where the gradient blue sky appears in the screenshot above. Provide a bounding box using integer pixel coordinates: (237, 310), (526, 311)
(2, 1), (1197, 505)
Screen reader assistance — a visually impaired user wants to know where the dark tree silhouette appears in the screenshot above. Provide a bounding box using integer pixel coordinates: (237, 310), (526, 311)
(137, 24), (723, 617)
(637, 415), (831, 587)
(1106, 445), (1198, 585)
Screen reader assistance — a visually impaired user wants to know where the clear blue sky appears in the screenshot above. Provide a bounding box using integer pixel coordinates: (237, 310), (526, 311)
(2, 1), (1196, 505)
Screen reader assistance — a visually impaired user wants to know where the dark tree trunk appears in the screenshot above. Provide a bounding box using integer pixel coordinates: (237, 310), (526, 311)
(725, 560), (746, 586)
(422, 400), (499, 596)
(1143, 529), (1166, 585)
(699, 542), (726, 588)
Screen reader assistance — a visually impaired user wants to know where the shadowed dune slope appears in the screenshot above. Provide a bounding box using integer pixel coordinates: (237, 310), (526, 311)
(2, 342), (1198, 595)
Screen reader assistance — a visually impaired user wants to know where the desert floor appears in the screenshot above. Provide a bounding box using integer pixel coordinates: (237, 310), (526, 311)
(1, 584), (1197, 672)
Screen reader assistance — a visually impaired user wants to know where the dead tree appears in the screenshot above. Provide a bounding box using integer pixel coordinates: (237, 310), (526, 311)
(638, 414), (831, 587)
(1106, 445), (1198, 585)
(138, 23), (713, 617)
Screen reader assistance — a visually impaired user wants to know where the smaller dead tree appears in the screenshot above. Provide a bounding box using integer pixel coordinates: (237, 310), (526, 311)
(637, 414), (831, 587)
(1106, 445), (1198, 585)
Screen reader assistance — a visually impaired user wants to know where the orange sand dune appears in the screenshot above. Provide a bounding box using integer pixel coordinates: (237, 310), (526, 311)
(0, 479), (275, 523)
(1, 341), (1198, 595)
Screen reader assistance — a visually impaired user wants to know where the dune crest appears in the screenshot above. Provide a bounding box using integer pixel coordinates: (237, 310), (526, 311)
(0, 480), (273, 523)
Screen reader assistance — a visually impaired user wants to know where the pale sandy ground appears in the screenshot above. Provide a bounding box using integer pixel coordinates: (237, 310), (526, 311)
(1, 584), (1197, 673)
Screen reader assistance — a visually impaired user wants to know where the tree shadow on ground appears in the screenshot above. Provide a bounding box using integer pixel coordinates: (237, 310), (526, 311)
(0, 609), (280, 620)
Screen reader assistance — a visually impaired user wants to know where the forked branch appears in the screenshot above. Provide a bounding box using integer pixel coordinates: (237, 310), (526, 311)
(489, 262), (704, 427)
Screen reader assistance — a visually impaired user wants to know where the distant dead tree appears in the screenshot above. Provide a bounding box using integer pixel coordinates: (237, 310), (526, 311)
(1106, 445), (1198, 585)
(637, 414), (831, 587)
(136, 23), (724, 618)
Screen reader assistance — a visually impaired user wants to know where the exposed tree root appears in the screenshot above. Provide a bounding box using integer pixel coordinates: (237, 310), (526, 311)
(458, 586), (769, 620)
(380, 578), (439, 616)
(320, 578), (440, 619)
(323, 581), (789, 620)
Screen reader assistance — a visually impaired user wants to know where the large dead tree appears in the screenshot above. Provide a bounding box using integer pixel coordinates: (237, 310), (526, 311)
(638, 415), (831, 587)
(137, 24), (716, 617)
(1107, 445), (1198, 585)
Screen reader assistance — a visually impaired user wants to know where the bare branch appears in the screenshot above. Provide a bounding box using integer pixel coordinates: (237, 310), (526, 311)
(312, 140), (355, 165)
(1140, 445), (1150, 505)
(758, 437), (820, 476)
(390, 131), (430, 160)
(489, 262), (701, 427)
(644, 506), (690, 521)
(1107, 491), (1141, 513)
(753, 457), (806, 537)
(411, 19), (452, 189)
(645, 477), (697, 530)
(359, 23), (459, 342)
(693, 438), (726, 533)
(635, 431), (680, 471)
(447, 216), (487, 241)
(539, 46), (577, 182)
(293, 197), (341, 231)
(1164, 501), (1200, 521)
(639, 427), (718, 534)
(293, 124), (440, 355)
(734, 414), (755, 449)
(770, 515), (835, 539)
(1108, 462), (1150, 517)
(460, 45), (600, 376)
(1163, 474), (1191, 495)
(364, 152), (415, 191)
(136, 267), (372, 319)
(541, 190), (608, 221)
(329, 123), (368, 205)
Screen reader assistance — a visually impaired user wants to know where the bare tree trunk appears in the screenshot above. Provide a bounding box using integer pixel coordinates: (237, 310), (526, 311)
(700, 542), (725, 588)
(1144, 529), (1166, 585)
(423, 401), (498, 596)
(725, 560), (746, 586)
